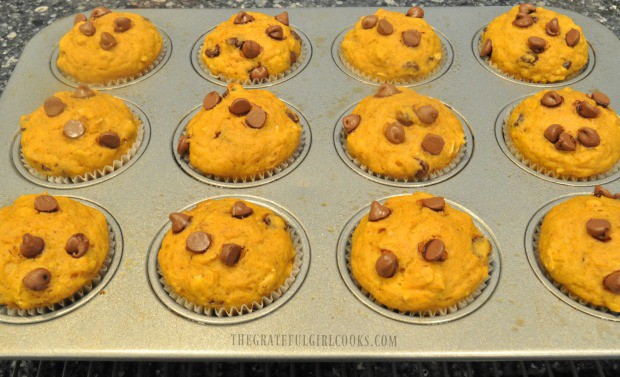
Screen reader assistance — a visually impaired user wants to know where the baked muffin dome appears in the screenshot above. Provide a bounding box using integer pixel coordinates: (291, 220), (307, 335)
(538, 188), (620, 312)
(158, 198), (296, 310)
(20, 85), (140, 179)
(344, 84), (464, 180)
(341, 8), (442, 82)
(480, 3), (588, 83)
(57, 7), (163, 84)
(0, 194), (109, 310)
(201, 11), (302, 82)
(350, 192), (491, 313)
(506, 88), (620, 179)
(178, 83), (301, 180)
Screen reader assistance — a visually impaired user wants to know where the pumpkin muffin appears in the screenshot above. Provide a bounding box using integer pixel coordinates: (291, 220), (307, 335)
(340, 7), (443, 82)
(538, 186), (620, 312)
(57, 7), (163, 84)
(158, 198), (296, 311)
(350, 192), (491, 313)
(505, 88), (620, 179)
(201, 11), (302, 82)
(480, 3), (588, 83)
(0, 194), (110, 310)
(343, 84), (465, 180)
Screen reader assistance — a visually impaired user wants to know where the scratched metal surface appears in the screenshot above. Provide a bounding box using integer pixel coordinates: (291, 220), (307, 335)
(0, 7), (619, 360)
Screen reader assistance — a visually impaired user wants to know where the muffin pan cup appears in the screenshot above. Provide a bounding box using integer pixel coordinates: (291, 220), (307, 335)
(1, 7), (620, 361)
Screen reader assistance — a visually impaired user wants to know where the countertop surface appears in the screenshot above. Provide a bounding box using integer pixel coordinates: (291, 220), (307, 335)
(0, 0), (618, 95)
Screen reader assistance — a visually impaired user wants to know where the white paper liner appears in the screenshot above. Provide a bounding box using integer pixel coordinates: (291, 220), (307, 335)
(57, 33), (169, 87)
(0, 223), (116, 317)
(340, 128), (467, 183)
(532, 221), (620, 317)
(157, 225), (305, 318)
(337, 38), (447, 85)
(21, 114), (145, 184)
(501, 108), (620, 182)
(477, 36), (586, 84)
(181, 125), (306, 184)
(344, 234), (493, 317)
(196, 32), (307, 85)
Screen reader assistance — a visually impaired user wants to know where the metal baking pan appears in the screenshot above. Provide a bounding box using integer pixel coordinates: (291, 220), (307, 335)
(0, 6), (619, 360)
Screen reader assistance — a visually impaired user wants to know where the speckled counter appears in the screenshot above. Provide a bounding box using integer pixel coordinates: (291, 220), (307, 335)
(0, 0), (618, 95)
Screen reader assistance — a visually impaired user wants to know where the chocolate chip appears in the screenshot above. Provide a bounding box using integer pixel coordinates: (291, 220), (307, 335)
(576, 100), (601, 118)
(555, 132), (576, 151)
(377, 18), (393, 36)
(577, 127), (601, 147)
(226, 37), (242, 48)
(540, 91), (564, 108)
(73, 84), (95, 99)
(403, 61), (420, 71)
(368, 201), (391, 221)
(422, 134), (445, 155)
(34, 195), (59, 212)
(203, 91), (221, 110)
(177, 134), (190, 156)
(291, 30), (301, 41)
(229, 98), (252, 116)
(591, 91), (611, 107)
(63, 119), (85, 139)
(402, 29), (421, 48)
(100, 32), (117, 50)
(362, 15), (378, 29)
(98, 131), (121, 149)
(421, 196), (445, 212)
(423, 239), (446, 261)
(220, 243), (243, 266)
(586, 218), (611, 241)
(396, 110), (413, 126)
(205, 44), (220, 58)
(169, 212), (192, 233)
(603, 270), (620, 294)
(546, 18), (560, 36)
(114, 17), (132, 33)
(74, 13), (87, 24)
(90, 7), (111, 19)
(275, 11), (289, 26)
(594, 185), (614, 198)
(415, 158), (429, 179)
(246, 107), (267, 129)
(406, 6), (424, 18)
(242, 40), (261, 59)
(250, 66), (269, 81)
(286, 109), (299, 123)
(566, 28), (580, 47)
(520, 52), (539, 65)
(79, 21), (96, 36)
(186, 232), (211, 253)
(513, 113), (525, 127)
(480, 39), (492, 57)
(23, 268), (51, 291)
(231, 201), (253, 218)
(266, 25), (284, 40)
(375, 251), (398, 278)
(234, 11), (255, 24)
(544, 124), (564, 143)
(563, 61), (572, 69)
(375, 83), (400, 98)
(21, 234), (45, 258)
(513, 13), (534, 28)
(342, 114), (361, 134)
(290, 51), (297, 64)
(415, 106), (439, 124)
(384, 122), (405, 144)
(528, 36), (546, 53)
(519, 2), (536, 14)
(44, 96), (66, 117)
(65, 233), (89, 258)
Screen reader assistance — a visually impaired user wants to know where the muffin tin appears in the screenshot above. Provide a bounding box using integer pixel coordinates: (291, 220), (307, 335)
(0, 6), (619, 360)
